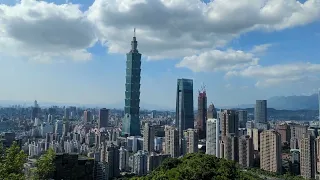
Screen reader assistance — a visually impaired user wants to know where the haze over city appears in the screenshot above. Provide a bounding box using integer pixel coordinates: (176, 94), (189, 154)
(0, 0), (319, 109)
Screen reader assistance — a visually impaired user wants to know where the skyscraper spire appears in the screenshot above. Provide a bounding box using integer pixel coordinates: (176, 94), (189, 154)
(131, 28), (138, 52)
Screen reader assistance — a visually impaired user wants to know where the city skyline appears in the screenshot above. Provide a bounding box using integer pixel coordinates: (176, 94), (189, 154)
(0, 0), (320, 109)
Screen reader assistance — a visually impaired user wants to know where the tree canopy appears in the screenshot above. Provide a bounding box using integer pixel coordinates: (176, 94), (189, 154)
(132, 153), (262, 180)
(33, 148), (56, 180)
(0, 141), (27, 180)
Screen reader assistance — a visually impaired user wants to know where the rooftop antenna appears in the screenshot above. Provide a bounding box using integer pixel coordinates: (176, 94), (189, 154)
(201, 82), (206, 93)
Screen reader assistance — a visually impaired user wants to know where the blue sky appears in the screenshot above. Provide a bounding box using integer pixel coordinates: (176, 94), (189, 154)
(0, 0), (320, 109)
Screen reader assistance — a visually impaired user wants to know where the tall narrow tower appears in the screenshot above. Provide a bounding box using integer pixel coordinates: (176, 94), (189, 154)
(122, 29), (142, 136)
(176, 79), (194, 141)
(197, 85), (207, 138)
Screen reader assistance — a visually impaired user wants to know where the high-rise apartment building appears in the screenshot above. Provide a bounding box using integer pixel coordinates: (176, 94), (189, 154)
(276, 123), (291, 144)
(222, 133), (238, 162)
(254, 100), (267, 123)
(220, 110), (239, 161)
(164, 126), (180, 158)
(94, 162), (108, 180)
(238, 110), (248, 128)
(119, 146), (129, 171)
(176, 78), (194, 143)
(220, 110), (239, 137)
(260, 130), (282, 173)
(147, 153), (170, 172)
(122, 29), (142, 136)
(31, 100), (41, 120)
(62, 120), (69, 136)
(206, 118), (219, 156)
(83, 110), (91, 123)
(249, 128), (262, 151)
(300, 133), (316, 179)
(55, 120), (63, 135)
(99, 108), (109, 129)
(197, 87), (207, 137)
(290, 123), (308, 149)
(183, 128), (199, 154)
(143, 123), (155, 152)
(64, 107), (70, 120)
(106, 144), (120, 179)
(239, 135), (254, 168)
(131, 150), (148, 176)
(207, 103), (217, 119)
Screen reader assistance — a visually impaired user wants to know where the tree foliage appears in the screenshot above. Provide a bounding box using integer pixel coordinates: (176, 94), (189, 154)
(33, 148), (56, 180)
(133, 153), (262, 180)
(0, 141), (27, 180)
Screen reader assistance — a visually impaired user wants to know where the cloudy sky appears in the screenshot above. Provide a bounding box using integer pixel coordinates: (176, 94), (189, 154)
(0, 0), (319, 109)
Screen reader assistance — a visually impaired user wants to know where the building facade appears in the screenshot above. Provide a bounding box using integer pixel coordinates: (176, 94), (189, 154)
(300, 133), (316, 179)
(164, 126), (180, 158)
(143, 123), (155, 152)
(122, 30), (142, 136)
(197, 88), (207, 137)
(176, 78), (194, 143)
(99, 108), (109, 129)
(239, 135), (254, 168)
(238, 110), (248, 128)
(254, 100), (267, 123)
(260, 130), (282, 173)
(183, 128), (199, 154)
(220, 110), (239, 137)
(207, 103), (217, 119)
(206, 118), (219, 156)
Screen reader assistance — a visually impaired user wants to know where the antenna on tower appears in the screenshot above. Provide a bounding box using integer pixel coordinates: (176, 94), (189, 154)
(134, 28), (136, 37)
(201, 82), (206, 93)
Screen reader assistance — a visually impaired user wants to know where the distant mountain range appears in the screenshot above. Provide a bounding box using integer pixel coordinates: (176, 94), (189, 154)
(0, 93), (319, 110)
(221, 94), (319, 110)
(0, 100), (170, 111)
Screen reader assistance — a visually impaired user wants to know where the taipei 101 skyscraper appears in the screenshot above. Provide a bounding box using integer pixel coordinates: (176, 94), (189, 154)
(122, 29), (142, 136)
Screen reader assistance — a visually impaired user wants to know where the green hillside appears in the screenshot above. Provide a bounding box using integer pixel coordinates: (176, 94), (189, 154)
(131, 153), (261, 180)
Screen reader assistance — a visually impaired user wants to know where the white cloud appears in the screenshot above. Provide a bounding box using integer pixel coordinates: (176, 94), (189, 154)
(176, 49), (259, 72)
(0, 0), (97, 62)
(228, 63), (320, 87)
(87, 0), (320, 60)
(251, 44), (272, 54)
(0, 0), (319, 62)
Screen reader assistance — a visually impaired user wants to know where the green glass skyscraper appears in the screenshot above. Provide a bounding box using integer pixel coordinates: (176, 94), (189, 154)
(122, 29), (142, 136)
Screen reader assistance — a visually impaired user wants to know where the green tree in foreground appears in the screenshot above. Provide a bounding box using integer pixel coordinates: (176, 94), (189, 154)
(0, 141), (27, 180)
(132, 153), (262, 180)
(33, 148), (56, 180)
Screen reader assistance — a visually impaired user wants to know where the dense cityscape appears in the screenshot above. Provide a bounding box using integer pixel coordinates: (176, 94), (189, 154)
(0, 31), (320, 180)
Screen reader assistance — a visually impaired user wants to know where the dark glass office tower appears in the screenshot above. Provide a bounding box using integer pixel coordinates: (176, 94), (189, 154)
(176, 79), (194, 141)
(254, 100), (267, 123)
(122, 29), (142, 136)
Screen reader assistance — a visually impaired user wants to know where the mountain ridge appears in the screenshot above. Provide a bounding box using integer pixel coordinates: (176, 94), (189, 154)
(0, 93), (318, 110)
(220, 93), (319, 110)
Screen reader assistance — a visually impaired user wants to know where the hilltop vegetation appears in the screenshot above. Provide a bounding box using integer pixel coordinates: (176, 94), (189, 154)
(131, 153), (262, 180)
(0, 142), (55, 180)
